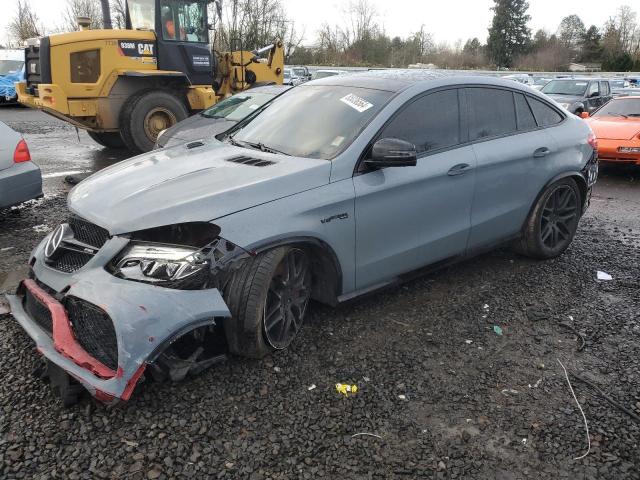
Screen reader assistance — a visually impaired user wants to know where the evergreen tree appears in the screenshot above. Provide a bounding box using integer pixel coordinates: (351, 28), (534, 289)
(580, 25), (602, 63)
(487, 0), (531, 68)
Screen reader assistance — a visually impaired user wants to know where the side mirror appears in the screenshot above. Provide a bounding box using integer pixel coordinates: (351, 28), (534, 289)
(365, 138), (417, 168)
(580, 112), (590, 119)
(590, 91), (600, 98)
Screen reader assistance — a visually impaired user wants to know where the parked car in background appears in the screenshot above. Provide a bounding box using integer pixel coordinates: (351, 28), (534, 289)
(291, 66), (311, 82)
(532, 76), (552, 90)
(283, 68), (302, 86)
(584, 96), (640, 166)
(503, 73), (534, 86)
(0, 49), (25, 104)
(541, 78), (612, 115)
(7, 71), (597, 406)
(610, 79), (630, 97)
(155, 85), (291, 148)
(313, 69), (348, 79)
(0, 122), (42, 209)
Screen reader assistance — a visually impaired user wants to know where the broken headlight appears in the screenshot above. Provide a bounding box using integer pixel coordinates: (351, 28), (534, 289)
(111, 243), (211, 289)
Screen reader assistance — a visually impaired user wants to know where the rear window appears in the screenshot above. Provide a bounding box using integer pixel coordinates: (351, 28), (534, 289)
(514, 93), (537, 131)
(467, 88), (517, 140)
(593, 98), (640, 117)
(526, 97), (563, 126)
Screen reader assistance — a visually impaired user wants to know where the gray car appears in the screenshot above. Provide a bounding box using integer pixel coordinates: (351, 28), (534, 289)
(155, 85), (291, 149)
(0, 121), (42, 209)
(541, 78), (613, 115)
(6, 71), (598, 405)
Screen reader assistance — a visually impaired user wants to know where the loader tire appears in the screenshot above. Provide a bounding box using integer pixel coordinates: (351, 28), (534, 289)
(119, 90), (188, 154)
(87, 131), (126, 149)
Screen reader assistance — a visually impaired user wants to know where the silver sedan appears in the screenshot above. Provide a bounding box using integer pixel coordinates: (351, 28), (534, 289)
(0, 121), (42, 209)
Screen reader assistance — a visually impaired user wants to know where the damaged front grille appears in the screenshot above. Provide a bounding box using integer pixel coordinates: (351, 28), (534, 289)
(23, 288), (53, 335)
(46, 216), (111, 274)
(48, 250), (94, 273)
(68, 215), (110, 249)
(65, 297), (118, 371)
(226, 155), (275, 167)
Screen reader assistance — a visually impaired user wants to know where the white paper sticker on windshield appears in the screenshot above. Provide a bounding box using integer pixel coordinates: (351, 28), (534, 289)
(340, 93), (373, 113)
(575, 82), (588, 86)
(331, 136), (345, 147)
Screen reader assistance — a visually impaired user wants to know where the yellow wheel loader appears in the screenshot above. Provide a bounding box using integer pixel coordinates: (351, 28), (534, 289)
(16, 0), (284, 153)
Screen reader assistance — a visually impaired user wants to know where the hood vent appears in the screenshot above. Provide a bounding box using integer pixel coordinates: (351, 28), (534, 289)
(226, 155), (275, 167)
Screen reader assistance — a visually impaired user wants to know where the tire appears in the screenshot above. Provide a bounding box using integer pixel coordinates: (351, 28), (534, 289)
(516, 178), (582, 259)
(223, 247), (312, 358)
(119, 89), (188, 153)
(87, 131), (126, 149)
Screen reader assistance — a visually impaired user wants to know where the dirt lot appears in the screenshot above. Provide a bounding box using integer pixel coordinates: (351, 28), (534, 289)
(0, 107), (639, 479)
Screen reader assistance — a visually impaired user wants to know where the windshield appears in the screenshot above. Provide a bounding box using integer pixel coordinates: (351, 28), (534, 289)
(293, 68), (306, 77)
(201, 92), (274, 120)
(128, 0), (155, 30)
(230, 85), (392, 160)
(283, 69), (291, 78)
(593, 98), (640, 117)
(534, 78), (550, 86)
(0, 60), (23, 76)
(542, 80), (589, 96)
(160, 0), (207, 42)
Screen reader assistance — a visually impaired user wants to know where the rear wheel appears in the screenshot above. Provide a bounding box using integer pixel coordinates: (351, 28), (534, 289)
(87, 131), (125, 149)
(516, 178), (581, 259)
(119, 90), (188, 153)
(223, 247), (312, 358)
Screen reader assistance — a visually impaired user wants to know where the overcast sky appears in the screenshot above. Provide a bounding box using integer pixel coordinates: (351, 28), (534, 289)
(2, 0), (635, 47)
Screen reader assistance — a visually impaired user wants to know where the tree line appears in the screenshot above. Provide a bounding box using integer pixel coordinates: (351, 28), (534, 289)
(289, 0), (640, 71)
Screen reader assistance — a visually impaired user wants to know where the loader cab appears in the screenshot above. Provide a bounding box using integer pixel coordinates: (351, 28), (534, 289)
(126, 0), (213, 85)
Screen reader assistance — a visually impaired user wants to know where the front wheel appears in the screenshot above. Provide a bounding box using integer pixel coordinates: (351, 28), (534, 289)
(515, 178), (582, 259)
(119, 90), (188, 153)
(223, 247), (312, 358)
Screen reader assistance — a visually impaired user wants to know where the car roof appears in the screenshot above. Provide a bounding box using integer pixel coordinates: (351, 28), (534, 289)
(307, 69), (539, 94)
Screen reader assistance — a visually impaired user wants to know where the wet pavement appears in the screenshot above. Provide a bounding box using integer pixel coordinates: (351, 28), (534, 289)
(0, 105), (639, 479)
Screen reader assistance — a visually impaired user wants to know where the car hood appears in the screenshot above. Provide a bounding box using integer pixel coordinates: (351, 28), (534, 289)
(68, 142), (331, 235)
(545, 94), (583, 105)
(158, 115), (236, 147)
(587, 117), (640, 140)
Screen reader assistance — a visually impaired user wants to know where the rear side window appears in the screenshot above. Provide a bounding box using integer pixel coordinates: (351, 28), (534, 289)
(467, 88), (517, 140)
(379, 89), (460, 154)
(526, 97), (563, 127)
(514, 93), (537, 131)
(600, 81), (610, 96)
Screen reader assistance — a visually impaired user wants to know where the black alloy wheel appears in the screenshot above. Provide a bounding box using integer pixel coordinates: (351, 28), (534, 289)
(263, 249), (311, 349)
(540, 184), (579, 250)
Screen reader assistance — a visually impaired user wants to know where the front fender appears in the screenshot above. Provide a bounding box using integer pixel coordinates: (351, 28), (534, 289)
(213, 178), (356, 294)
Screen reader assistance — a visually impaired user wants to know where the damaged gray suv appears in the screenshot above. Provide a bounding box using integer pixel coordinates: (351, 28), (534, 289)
(7, 71), (598, 405)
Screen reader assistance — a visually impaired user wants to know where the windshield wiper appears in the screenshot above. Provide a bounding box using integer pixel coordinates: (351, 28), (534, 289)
(228, 136), (291, 156)
(608, 112), (629, 118)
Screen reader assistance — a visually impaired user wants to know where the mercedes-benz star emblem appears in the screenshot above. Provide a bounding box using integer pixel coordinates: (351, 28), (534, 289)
(44, 224), (69, 258)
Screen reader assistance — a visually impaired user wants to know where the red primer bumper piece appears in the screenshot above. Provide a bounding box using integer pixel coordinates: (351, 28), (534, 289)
(22, 279), (117, 379)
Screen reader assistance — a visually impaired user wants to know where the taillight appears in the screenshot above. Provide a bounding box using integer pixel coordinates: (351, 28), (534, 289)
(587, 132), (598, 150)
(13, 139), (31, 163)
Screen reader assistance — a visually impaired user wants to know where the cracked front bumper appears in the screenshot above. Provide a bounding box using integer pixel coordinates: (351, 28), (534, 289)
(6, 237), (230, 403)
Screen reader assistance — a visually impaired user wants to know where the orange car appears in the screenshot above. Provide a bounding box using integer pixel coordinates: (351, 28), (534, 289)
(582, 96), (640, 165)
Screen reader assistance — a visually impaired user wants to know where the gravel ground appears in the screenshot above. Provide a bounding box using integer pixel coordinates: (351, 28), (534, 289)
(0, 109), (639, 479)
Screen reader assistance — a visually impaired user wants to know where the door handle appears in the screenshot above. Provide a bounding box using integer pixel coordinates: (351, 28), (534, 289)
(447, 163), (472, 176)
(533, 147), (550, 158)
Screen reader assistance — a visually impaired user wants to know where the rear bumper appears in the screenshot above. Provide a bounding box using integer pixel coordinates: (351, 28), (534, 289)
(6, 237), (231, 403)
(0, 161), (42, 209)
(597, 139), (640, 165)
